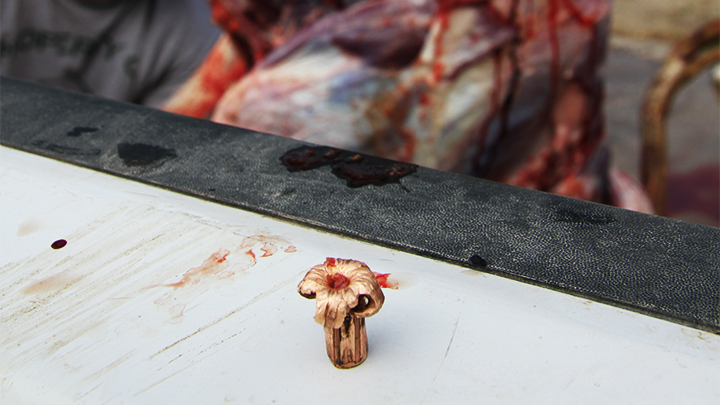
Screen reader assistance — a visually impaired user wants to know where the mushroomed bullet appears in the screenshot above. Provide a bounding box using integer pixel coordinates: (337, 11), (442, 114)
(298, 257), (385, 368)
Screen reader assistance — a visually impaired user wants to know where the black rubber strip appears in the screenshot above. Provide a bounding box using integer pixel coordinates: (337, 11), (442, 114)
(2, 77), (718, 332)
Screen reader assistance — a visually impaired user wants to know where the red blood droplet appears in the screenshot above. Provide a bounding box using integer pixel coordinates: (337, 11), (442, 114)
(374, 272), (399, 289)
(51, 239), (67, 250)
(327, 273), (350, 290)
(325, 257), (337, 267)
(432, 61), (445, 82)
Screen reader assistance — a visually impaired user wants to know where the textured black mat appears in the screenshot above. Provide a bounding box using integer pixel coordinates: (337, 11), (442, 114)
(2, 77), (718, 333)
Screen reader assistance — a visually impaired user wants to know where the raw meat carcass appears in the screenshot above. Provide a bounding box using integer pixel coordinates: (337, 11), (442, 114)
(165, 0), (653, 213)
(163, 0), (362, 118)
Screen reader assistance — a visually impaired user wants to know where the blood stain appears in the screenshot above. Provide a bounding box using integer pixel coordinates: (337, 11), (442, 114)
(51, 239), (67, 249)
(280, 145), (417, 188)
(285, 246), (297, 253)
(163, 249), (231, 289)
(117, 143), (177, 167)
(152, 235), (294, 323)
(374, 272), (399, 289)
(153, 236), (291, 290)
(327, 273), (351, 290)
(260, 244), (277, 257)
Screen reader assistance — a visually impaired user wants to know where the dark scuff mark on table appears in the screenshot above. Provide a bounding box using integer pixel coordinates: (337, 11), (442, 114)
(32, 140), (101, 156)
(280, 145), (417, 188)
(66, 126), (99, 137)
(117, 143), (177, 167)
(468, 254), (488, 269)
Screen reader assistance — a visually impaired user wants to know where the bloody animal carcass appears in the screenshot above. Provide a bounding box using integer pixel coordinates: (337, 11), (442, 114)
(164, 0), (653, 213)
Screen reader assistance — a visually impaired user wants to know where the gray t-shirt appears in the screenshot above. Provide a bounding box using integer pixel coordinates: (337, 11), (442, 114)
(1, 0), (221, 107)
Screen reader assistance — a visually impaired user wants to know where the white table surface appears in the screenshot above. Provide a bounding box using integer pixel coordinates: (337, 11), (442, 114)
(1, 146), (718, 404)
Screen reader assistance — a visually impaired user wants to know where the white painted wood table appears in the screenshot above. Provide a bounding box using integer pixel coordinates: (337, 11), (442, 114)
(1, 146), (718, 404)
